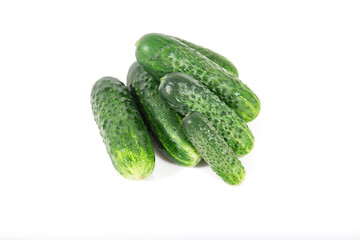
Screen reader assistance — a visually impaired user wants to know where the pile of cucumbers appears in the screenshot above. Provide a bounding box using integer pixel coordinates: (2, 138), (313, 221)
(91, 33), (260, 185)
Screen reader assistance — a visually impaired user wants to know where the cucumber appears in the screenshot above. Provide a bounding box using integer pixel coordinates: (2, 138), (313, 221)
(91, 76), (155, 180)
(135, 33), (260, 122)
(174, 37), (239, 77)
(127, 62), (201, 167)
(159, 72), (254, 157)
(182, 112), (246, 185)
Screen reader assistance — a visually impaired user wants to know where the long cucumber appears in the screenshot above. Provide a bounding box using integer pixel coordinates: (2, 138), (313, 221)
(91, 77), (155, 180)
(127, 62), (201, 167)
(136, 33), (260, 122)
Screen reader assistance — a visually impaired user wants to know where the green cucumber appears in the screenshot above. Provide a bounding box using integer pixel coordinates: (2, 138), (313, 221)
(183, 112), (246, 185)
(91, 76), (154, 180)
(159, 72), (254, 157)
(174, 37), (239, 77)
(127, 62), (201, 167)
(135, 33), (260, 122)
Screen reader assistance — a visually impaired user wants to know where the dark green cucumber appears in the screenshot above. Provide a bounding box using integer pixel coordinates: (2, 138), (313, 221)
(135, 33), (260, 122)
(91, 77), (154, 180)
(174, 37), (239, 77)
(159, 72), (254, 157)
(127, 62), (201, 167)
(183, 112), (246, 185)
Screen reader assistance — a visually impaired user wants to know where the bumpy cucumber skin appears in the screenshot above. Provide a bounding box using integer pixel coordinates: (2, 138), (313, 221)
(135, 33), (260, 122)
(91, 77), (155, 180)
(174, 37), (239, 77)
(159, 73), (254, 157)
(182, 112), (246, 185)
(127, 62), (201, 167)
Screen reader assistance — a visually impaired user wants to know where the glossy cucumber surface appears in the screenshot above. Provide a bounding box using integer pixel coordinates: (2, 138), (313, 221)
(174, 37), (239, 77)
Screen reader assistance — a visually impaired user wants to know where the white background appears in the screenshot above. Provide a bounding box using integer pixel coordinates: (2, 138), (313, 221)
(0, 0), (359, 239)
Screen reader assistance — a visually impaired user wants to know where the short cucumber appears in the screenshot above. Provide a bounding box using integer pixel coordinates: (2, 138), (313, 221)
(127, 62), (201, 167)
(135, 33), (260, 122)
(91, 77), (155, 180)
(174, 37), (239, 77)
(182, 112), (246, 185)
(159, 72), (254, 157)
